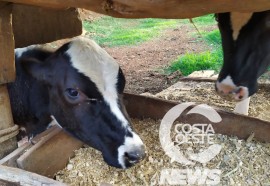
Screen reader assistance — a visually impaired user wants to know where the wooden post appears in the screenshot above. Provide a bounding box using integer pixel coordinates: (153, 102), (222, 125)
(12, 5), (82, 48)
(0, 3), (18, 159)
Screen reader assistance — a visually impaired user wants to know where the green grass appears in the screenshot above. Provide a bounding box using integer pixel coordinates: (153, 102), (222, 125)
(203, 30), (222, 46)
(168, 50), (222, 76)
(166, 14), (224, 76)
(83, 17), (179, 47)
(83, 14), (224, 76)
(167, 30), (223, 76)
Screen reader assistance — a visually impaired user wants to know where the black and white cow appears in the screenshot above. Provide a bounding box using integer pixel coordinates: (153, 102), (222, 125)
(8, 37), (145, 169)
(215, 11), (270, 101)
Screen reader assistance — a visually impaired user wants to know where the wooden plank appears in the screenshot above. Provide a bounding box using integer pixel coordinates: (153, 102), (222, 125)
(0, 124), (68, 167)
(124, 93), (270, 142)
(12, 4), (82, 48)
(0, 85), (17, 159)
(0, 142), (31, 167)
(0, 179), (20, 186)
(0, 86), (13, 130)
(0, 3), (15, 84)
(17, 126), (83, 178)
(0, 165), (67, 186)
(2, 0), (270, 18)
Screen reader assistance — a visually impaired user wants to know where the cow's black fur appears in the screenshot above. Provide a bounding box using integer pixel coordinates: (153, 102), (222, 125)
(8, 49), (53, 136)
(216, 11), (270, 97)
(8, 39), (144, 169)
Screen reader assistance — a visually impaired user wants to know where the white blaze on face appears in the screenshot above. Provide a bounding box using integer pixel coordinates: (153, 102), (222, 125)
(66, 37), (128, 127)
(230, 12), (253, 40)
(117, 131), (144, 169)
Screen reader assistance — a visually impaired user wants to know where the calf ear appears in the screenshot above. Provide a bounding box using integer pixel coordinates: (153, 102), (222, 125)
(21, 58), (52, 84)
(117, 68), (126, 93)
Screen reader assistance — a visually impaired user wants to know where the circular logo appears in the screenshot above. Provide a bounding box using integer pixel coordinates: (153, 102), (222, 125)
(159, 102), (222, 165)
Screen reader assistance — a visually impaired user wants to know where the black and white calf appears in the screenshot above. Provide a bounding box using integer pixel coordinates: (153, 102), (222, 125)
(8, 37), (145, 169)
(215, 11), (270, 101)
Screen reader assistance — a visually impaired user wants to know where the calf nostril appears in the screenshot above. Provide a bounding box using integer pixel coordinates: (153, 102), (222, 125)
(125, 152), (139, 162)
(125, 149), (146, 164)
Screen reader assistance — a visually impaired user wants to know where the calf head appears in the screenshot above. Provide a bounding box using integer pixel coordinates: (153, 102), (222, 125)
(215, 11), (270, 101)
(22, 37), (145, 169)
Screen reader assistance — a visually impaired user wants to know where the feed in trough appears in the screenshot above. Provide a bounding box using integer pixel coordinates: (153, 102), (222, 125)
(56, 118), (270, 185)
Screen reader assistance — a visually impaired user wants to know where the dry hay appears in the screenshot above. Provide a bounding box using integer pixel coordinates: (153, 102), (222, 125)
(155, 81), (270, 122)
(56, 118), (270, 185)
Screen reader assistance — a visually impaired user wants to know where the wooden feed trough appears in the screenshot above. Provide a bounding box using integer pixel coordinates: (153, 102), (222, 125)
(1, 94), (270, 184)
(0, 0), (269, 184)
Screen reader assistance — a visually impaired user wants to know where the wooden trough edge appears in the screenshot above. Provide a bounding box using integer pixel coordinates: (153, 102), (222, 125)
(0, 125), (83, 178)
(1, 93), (270, 182)
(0, 165), (67, 186)
(179, 76), (270, 88)
(124, 93), (270, 143)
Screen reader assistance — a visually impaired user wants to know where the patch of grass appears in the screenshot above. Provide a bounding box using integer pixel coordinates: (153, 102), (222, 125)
(168, 50), (222, 76)
(203, 29), (221, 46)
(167, 29), (223, 76)
(83, 17), (179, 47)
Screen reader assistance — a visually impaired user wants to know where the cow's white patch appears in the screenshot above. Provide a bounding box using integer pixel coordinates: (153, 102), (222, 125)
(117, 131), (144, 168)
(216, 75), (236, 92)
(230, 12), (253, 40)
(66, 37), (128, 127)
(15, 45), (37, 58)
(216, 76), (249, 101)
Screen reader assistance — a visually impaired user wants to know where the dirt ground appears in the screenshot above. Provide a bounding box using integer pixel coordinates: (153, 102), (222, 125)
(49, 11), (213, 95)
(48, 11), (270, 120)
(105, 25), (212, 94)
(79, 9), (214, 94)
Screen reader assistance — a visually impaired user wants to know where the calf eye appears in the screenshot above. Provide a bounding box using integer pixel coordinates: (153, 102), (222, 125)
(65, 88), (79, 98)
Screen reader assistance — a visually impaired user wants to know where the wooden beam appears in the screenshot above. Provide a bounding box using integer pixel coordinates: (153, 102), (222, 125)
(0, 86), (17, 159)
(2, 0), (270, 18)
(0, 165), (67, 185)
(0, 2), (15, 84)
(0, 86), (13, 131)
(0, 3), (18, 157)
(124, 93), (270, 142)
(12, 4), (82, 48)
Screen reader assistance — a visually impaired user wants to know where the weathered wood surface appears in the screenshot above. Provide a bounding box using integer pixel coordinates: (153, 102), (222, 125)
(16, 126), (83, 178)
(0, 2), (15, 84)
(0, 86), (14, 131)
(0, 142), (31, 167)
(0, 86), (17, 159)
(0, 4), (18, 156)
(2, 0), (270, 18)
(0, 179), (20, 186)
(0, 165), (67, 186)
(12, 4), (82, 48)
(124, 93), (270, 142)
